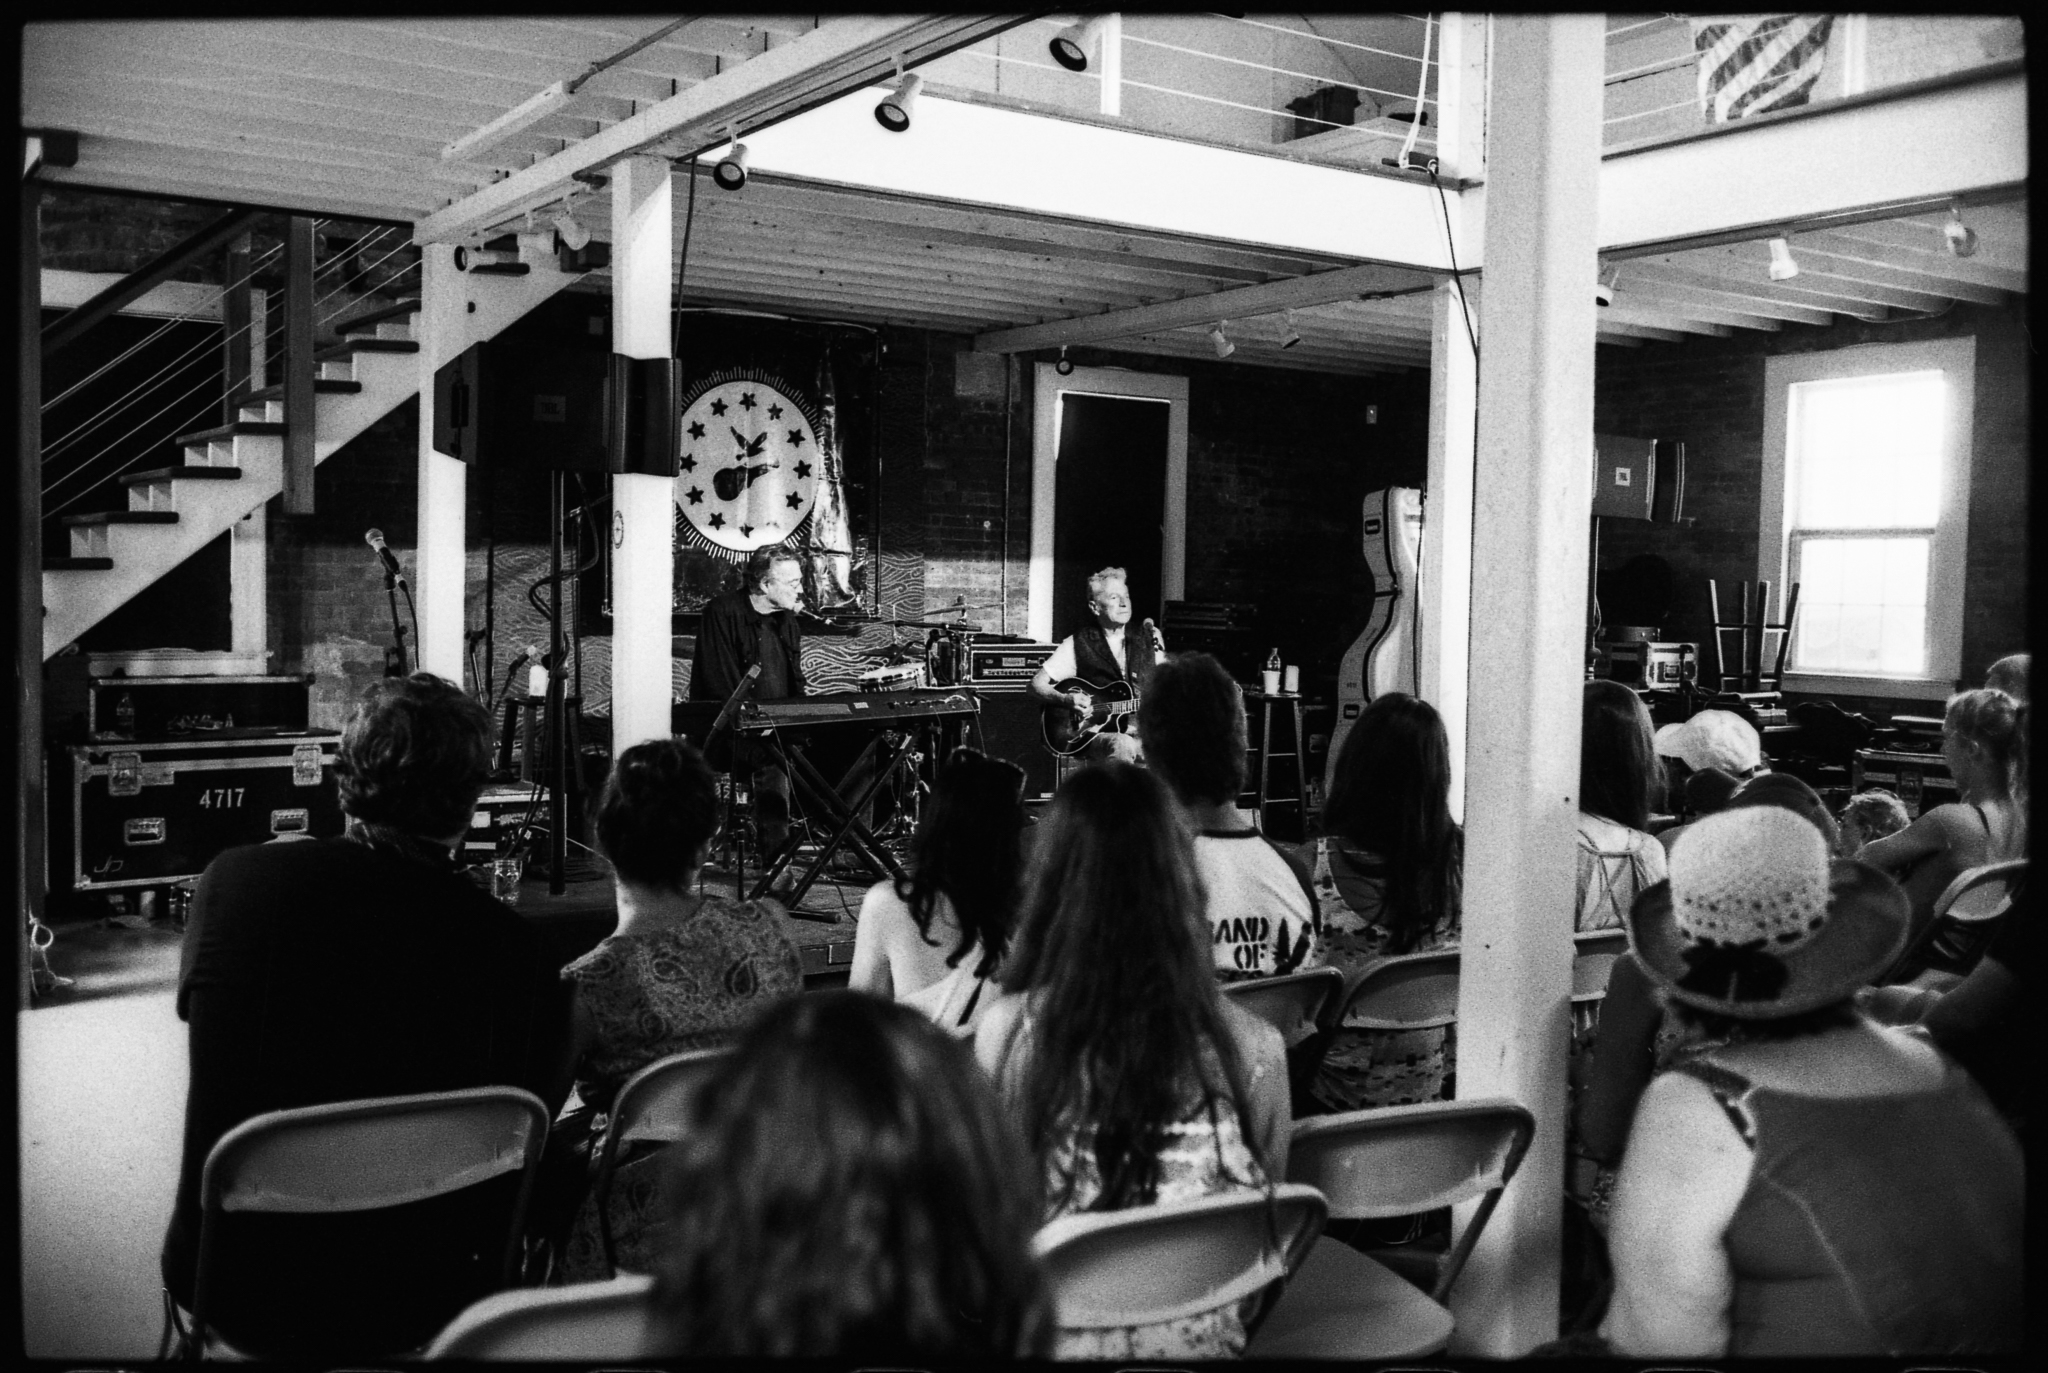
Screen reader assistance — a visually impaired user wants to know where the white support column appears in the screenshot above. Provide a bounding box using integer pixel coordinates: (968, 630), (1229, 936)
(1434, 13), (1490, 182)
(1450, 14), (1604, 1358)
(610, 156), (676, 756)
(413, 246), (468, 682)
(1420, 278), (1476, 822)
(228, 502), (267, 660)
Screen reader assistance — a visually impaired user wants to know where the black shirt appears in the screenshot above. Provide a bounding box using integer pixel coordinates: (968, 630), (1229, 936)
(689, 588), (806, 702)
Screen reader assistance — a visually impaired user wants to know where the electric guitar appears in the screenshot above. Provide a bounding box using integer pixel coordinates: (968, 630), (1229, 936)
(1040, 678), (1140, 757)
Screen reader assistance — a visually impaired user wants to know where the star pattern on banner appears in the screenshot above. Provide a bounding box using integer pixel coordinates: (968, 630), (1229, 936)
(787, 429), (806, 447)
(739, 523), (754, 537)
(738, 392), (757, 410)
(794, 460), (812, 480)
(709, 398), (727, 416)
(674, 376), (824, 557)
(708, 512), (725, 529)
(686, 421), (705, 439)
(679, 454), (696, 472)
(785, 491), (802, 509)
(767, 403), (783, 420)
(684, 487), (704, 505)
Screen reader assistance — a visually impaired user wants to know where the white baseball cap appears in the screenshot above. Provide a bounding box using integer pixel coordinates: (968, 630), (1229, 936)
(1654, 709), (1761, 774)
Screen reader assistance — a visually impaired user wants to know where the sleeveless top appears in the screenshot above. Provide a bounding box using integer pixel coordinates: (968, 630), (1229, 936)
(1669, 1056), (2023, 1356)
(1575, 812), (1667, 931)
(1072, 621), (1157, 687)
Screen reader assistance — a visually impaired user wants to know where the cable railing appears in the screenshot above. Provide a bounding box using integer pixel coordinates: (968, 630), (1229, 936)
(40, 218), (420, 520)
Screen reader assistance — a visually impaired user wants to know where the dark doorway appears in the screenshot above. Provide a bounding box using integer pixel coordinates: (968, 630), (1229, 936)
(1051, 394), (1169, 644)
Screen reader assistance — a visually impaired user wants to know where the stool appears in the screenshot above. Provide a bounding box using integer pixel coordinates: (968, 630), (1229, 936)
(1244, 690), (1308, 839)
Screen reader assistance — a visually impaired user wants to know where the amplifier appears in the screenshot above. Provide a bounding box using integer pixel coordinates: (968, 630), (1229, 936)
(52, 731), (344, 893)
(1852, 748), (1958, 819)
(966, 642), (1058, 692)
(464, 783), (551, 864)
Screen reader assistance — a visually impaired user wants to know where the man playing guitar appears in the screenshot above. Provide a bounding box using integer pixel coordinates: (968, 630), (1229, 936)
(1030, 565), (1166, 763)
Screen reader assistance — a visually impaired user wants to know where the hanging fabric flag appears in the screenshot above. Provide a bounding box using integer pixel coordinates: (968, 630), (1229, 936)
(1691, 15), (1836, 124)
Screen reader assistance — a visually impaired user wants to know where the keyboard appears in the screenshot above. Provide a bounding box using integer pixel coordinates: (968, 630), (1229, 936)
(734, 688), (980, 730)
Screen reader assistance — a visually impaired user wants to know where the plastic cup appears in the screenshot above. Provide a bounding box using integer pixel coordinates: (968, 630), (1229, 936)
(1261, 669), (1281, 695)
(491, 856), (524, 905)
(1283, 665), (1300, 694)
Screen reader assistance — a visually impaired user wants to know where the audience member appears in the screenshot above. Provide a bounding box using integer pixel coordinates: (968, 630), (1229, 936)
(1985, 651), (2029, 703)
(1656, 766), (1741, 855)
(1837, 788), (1910, 857)
(646, 992), (1051, 1359)
(976, 762), (1288, 1361)
(849, 747), (1027, 1034)
(1304, 691), (1462, 1113)
(1599, 807), (2021, 1356)
(1578, 681), (1669, 930)
(1859, 688), (2025, 981)
(548, 737), (803, 1279)
(163, 674), (568, 1358)
(1138, 652), (1317, 980)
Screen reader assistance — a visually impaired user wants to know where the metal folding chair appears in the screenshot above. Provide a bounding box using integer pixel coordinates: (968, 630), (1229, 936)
(177, 1085), (548, 1360)
(592, 1046), (732, 1277)
(427, 1272), (655, 1359)
(1246, 1097), (1537, 1359)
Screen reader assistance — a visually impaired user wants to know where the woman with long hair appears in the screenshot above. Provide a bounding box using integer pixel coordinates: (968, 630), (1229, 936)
(1859, 687), (2026, 981)
(1308, 691), (1462, 1112)
(648, 992), (1051, 1359)
(1577, 680), (1669, 931)
(848, 747), (1026, 1034)
(975, 762), (1288, 1361)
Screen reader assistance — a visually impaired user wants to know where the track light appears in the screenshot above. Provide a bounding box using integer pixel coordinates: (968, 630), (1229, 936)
(1050, 15), (1111, 72)
(875, 71), (922, 132)
(1055, 346), (1075, 376)
(1209, 322), (1235, 359)
(1595, 266), (1616, 307)
(1766, 236), (1799, 282)
(1944, 206), (1978, 258)
(453, 245), (517, 272)
(551, 206), (590, 252)
(712, 139), (749, 191)
(1279, 309), (1302, 348)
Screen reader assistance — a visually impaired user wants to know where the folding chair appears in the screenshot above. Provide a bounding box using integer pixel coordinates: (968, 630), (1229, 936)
(593, 1046), (732, 1277)
(1033, 1183), (1327, 1348)
(177, 1085), (549, 1360)
(1246, 1097), (1537, 1359)
(1223, 966), (1344, 1046)
(1340, 947), (1461, 1032)
(427, 1272), (655, 1359)
(1882, 858), (2026, 987)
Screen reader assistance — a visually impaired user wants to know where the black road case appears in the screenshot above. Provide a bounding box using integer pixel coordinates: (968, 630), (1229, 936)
(53, 731), (344, 893)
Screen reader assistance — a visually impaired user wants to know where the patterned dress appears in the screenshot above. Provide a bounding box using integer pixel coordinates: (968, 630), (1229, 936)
(1044, 1060), (1273, 1362)
(1307, 838), (1460, 1113)
(556, 896), (802, 1279)
(1573, 811), (1666, 931)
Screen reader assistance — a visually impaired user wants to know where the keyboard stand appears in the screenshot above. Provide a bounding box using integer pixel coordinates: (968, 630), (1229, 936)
(747, 727), (913, 917)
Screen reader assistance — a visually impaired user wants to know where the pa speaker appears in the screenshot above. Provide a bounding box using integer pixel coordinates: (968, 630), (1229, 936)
(1651, 439), (1687, 524)
(970, 690), (1059, 800)
(430, 340), (609, 472)
(605, 355), (681, 477)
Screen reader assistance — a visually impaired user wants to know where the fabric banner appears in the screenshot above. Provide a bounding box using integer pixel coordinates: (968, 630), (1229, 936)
(1691, 15), (1835, 123)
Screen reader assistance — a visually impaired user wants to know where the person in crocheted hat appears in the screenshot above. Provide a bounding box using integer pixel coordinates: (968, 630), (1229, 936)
(1599, 805), (2022, 1358)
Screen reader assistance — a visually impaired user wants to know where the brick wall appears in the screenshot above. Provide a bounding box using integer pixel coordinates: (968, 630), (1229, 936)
(1594, 300), (2030, 717)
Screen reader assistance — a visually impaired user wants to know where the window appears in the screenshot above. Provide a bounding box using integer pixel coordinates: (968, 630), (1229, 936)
(1759, 338), (1974, 697)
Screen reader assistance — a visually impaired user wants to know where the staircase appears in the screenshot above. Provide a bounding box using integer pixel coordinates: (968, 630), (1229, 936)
(41, 261), (580, 659)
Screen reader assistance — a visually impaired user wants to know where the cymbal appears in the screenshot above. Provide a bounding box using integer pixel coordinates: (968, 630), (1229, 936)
(941, 621), (984, 634)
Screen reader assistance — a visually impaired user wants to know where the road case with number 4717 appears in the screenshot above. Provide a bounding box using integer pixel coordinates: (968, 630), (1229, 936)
(53, 731), (345, 893)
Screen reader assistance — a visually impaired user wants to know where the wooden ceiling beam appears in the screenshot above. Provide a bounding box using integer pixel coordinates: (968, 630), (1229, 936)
(1606, 265), (1835, 325)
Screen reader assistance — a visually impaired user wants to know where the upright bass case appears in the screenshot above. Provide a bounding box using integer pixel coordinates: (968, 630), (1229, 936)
(1327, 486), (1424, 795)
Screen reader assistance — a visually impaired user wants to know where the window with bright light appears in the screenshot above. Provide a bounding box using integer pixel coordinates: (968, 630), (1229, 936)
(1760, 339), (1973, 696)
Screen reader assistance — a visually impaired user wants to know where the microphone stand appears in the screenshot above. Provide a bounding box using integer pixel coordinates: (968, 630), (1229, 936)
(705, 665), (762, 900)
(383, 567), (410, 677)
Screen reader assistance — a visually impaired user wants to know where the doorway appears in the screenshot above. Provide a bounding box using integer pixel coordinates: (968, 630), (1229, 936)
(1030, 364), (1188, 643)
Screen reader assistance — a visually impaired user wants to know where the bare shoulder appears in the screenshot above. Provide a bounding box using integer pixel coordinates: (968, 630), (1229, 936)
(1220, 997), (1288, 1073)
(973, 990), (1028, 1079)
(1629, 1071), (1753, 1186)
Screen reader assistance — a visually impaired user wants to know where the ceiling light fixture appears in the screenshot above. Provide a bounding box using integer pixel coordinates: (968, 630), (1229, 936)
(550, 199), (591, 252)
(712, 134), (749, 191)
(1049, 15), (1111, 72)
(1943, 206), (1978, 258)
(875, 70), (923, 132)
(1279, 308), (1303, 348)
(1055, 346), (1075, 375)
(1766, 236), (1799, 282)
(1595, 265), (1616, 307)
(1209, 321), (1235, 359)
(452, 244), (518, 272)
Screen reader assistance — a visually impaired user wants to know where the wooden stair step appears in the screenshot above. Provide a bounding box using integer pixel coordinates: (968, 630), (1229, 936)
(316, 338), (419, 362)
(121, 465), (244, 486)
(62, 510), (180, 527)
(45, 556), (114, 571)
(175, 421), (288, 447)
(331, 298), (421, 334)
(246, 378), (362, 403)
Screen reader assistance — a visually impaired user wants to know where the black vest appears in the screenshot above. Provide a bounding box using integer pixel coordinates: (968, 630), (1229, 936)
(1072, 621), (1157, 687)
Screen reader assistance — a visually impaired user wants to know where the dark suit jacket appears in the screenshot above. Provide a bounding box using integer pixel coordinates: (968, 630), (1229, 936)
(688, 588), (807, 702)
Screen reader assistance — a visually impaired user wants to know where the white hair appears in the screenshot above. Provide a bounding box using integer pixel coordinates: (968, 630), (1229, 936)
(1085, 566), (1128, 601)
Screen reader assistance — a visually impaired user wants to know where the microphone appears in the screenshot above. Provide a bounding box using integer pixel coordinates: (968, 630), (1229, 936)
(1142, 616), (1164, 653)
(364, 529), (406, 585)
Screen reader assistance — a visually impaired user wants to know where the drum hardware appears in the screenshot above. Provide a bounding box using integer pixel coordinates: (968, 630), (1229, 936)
(858, 662), (927, 692)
